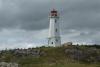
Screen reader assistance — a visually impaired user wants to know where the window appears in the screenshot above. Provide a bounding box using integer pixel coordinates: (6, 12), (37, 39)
(56, 29), (57, 32)
(55, 19), (57, 23)
(52, 42), (53, 44)
(56, 39), (58, 42)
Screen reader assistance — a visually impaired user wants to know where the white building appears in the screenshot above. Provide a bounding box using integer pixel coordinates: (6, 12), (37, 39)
(48, 9), (61, 47)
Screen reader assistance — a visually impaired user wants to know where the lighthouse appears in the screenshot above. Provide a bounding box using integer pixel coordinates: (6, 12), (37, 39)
(48, 9), (61, 47)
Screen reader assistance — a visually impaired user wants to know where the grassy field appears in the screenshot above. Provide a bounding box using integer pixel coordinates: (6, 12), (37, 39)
(18, 46), (100, 67)
(0, 45), (100, 67)
(20, 63), (100, 67)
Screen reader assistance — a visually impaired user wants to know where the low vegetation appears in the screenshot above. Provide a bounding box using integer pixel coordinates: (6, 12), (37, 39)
(0, 44), (100, 67)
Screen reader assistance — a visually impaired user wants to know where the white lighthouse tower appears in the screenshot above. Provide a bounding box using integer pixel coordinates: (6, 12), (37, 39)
(48, 9), (61, 47)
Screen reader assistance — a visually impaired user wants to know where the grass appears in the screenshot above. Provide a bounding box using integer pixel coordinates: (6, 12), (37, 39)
(18, 47), (100, 67)
(19, 63), (100, 67)
(1, 46), (100, 67)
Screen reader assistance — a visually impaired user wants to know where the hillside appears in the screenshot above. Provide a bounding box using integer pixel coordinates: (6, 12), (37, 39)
(0, 44), (100, 67)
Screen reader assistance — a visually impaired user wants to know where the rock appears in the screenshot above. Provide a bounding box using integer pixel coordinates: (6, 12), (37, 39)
(0, 62), (18, 67)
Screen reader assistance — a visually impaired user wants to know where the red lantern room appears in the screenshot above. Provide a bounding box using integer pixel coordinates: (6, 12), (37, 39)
(50, 9), (58, 17)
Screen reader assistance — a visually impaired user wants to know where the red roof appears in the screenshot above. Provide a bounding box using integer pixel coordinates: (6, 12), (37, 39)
(51, 9), (57, 13)
(50, 9), (58, 16)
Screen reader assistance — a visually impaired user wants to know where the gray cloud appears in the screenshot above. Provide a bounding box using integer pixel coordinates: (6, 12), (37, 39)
(60, 1), (100, 27)
(0, 0), (51, 30)
(0, 0), (100, 49)
(0, 0), (100, 30)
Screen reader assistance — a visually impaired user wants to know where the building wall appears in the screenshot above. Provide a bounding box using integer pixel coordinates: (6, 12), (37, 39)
(48, 16), (61, 47)
(48, 37), (61, 47)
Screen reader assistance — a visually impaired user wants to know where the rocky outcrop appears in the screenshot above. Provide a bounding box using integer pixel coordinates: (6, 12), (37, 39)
(65, 47), (100, 63)
(0, 62), (18, 67)
(13, 48), (40, 57)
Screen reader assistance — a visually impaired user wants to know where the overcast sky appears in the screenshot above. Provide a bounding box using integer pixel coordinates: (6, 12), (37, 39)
(0, 0), (100, 50)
